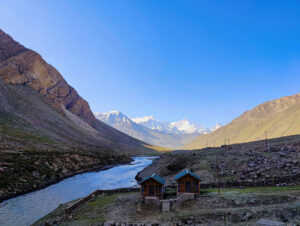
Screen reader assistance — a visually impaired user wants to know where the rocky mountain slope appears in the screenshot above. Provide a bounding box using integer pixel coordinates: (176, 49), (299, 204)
(185, 93), (300, 149)
(138, 134), (300, 187)
(0, 29), (157, 201)
(0, 29), (155, 154)
(95, 111), (200, 149)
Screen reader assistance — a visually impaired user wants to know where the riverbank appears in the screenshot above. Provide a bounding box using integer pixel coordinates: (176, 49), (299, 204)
(0, 156), (156, 226)
(0, 150), (132, 202)
(34, 185), (300, 225)
(0, 161), (118, 202)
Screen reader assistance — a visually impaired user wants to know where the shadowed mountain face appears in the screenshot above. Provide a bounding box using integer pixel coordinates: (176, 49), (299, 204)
(185, 93), (300, 149)
(0, 29), (158, 201)
(0, 30), (95, 125)
(0, 29), (156, 155)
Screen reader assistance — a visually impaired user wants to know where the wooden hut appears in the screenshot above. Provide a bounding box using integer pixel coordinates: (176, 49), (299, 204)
(174, 169), (201, 194)
(139, 173), (165, 199)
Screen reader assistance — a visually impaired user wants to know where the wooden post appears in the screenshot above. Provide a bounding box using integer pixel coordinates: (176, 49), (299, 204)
(265, 131), (268, 151)
(215, 158), (220, 195)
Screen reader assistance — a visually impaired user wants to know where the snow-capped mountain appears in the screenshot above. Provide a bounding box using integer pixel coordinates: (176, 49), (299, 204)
(95, 110), (131, 126)
(131, 116), (212, 134)
(95, 110), (222, 149)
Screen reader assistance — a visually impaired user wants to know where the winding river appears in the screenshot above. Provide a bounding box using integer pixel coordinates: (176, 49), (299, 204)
(0, 156), (157, 226)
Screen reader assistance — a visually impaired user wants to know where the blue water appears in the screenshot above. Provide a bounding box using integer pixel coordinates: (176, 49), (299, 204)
(0, 156), (157, 226)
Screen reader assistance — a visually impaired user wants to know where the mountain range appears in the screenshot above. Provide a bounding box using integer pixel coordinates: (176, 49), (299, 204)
(185, 93), (300, 149)
(95, 110), (221, 148)
(131, 115), (220, 134)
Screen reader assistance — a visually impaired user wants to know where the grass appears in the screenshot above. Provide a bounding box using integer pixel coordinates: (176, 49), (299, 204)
(66, 194), (119, 224)
(0, 123), (56, 144)
(143, 144), (172, 152)
(33, 194), (119, 225)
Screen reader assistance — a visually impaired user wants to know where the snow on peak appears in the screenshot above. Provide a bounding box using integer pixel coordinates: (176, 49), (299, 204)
(131, 115), (155, 124)
(169, 118), (198, 134)
(95, 110), (131, 125)
(132, 116), (205, 135)
(210, 123), (222, 132)
(95, 110), (222, 135)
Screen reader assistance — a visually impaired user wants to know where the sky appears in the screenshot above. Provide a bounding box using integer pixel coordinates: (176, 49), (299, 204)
(1, 0), (300, 128)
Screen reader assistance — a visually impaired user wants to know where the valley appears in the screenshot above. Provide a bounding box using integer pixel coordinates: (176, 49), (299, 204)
(31, 134), (300, 225)
(1, 3), (300, 225)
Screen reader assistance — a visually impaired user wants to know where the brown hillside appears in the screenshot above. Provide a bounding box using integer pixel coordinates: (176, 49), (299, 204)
(185, 93), (300, 149)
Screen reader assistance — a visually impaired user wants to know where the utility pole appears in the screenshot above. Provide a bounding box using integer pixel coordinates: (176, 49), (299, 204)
(224, 139), (227, 151)
(215, 158), (220, 195)
(228, 138), (230, 146)
(213, 140), (216, 148)
(265, 131), (268, 151)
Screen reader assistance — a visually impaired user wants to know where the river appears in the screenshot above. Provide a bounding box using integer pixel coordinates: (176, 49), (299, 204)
(0, 156), (157, 226)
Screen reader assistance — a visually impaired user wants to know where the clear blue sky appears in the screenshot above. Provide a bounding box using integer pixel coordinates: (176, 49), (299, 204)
(1, 0), (300, 128)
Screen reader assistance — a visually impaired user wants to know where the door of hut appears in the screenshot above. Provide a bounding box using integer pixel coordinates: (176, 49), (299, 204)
(148, 185), (155, 196)
(185, 181), (191, 192)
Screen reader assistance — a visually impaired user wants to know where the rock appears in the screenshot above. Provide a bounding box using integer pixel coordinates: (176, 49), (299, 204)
(257, 218), (284, 226)
(162, 200), (170, 212)
(279, 152), (286, 157)
(104, 221), (115, 226)
(240, 175), (246, 180)
(136, 206), (142, 212)
(247, 162), (256, 168)
(234, 199), (241, 205)
(278, 162), (285, 169)
(242, 212), (252, 221)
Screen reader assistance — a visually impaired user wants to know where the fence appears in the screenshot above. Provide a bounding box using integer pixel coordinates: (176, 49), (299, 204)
(199, 173), (300, 189)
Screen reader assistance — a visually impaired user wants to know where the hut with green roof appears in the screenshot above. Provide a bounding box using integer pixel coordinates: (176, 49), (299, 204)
(138, 173), (165, 199)
(174, 169), (201, 194)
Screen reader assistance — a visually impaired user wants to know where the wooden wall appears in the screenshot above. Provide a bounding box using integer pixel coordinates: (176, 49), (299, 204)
(177, 175), (200, 194)
(140, 178), (164, 199)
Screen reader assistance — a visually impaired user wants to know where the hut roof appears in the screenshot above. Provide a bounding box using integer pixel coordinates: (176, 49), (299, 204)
(138, 173), (165, 185)
(174, 169), (201, 181)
